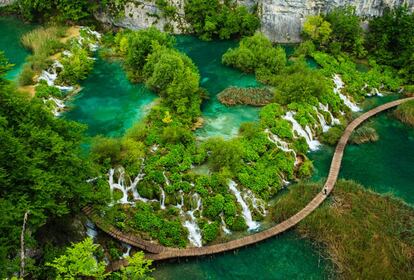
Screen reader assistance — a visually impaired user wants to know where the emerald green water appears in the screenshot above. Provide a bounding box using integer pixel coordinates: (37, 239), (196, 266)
(153, 231), (330, 280)
(310, 95), (414, 204)
(63, 56), (157, 137)
(0, 17), (33, 80)
(176, 36), (260, 139)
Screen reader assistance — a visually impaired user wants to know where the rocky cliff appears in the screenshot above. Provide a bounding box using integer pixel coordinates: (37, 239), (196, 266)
(98, 0), (414, 42)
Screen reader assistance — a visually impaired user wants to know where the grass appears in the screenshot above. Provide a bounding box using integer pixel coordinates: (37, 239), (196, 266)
(272, 179), (414, 279)
(349, 124), (379, 144)
(217, 87), (274, 106)
(19, 26), (67, 85)
(394, 100), (414, 126)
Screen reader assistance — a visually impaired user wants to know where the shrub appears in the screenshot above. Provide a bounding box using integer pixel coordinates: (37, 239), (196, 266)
(222, 33), (286, 79)
(18, 64), (35, 86)
(35, 80), (63, 98)
(202, 222), (219, 243)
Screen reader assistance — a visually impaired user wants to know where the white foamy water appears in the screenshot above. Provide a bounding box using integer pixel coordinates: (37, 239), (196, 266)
(243, 190), (267, 216)
(122, 244), (131, 258)
(159, 187), (166, 209)
(283, 111), (321, 151)
(333, 74), (361, 112)
(319, 103), (341, 126)
(265, 129), (299, 166)
(108, 164), (150, 205)
(85, 220), (98, 239)
(220, 214), (232, 235)
(183, 193), (203, 247)
(228, 180), (259, 231)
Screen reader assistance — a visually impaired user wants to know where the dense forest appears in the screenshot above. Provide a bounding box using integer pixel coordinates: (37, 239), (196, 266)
(0, 1), (413, 279)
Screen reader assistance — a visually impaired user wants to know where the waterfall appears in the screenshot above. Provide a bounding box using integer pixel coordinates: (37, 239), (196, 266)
(85, 220), (98, 239)
(159, 187), (166, 209)
(243, 190), (267, 216)
(220, 214), (232, 235)
(333, 74), (361, 112)
(313, 107), (331, 132)
(108, 165), (151, 205)
(182, 193), (203, 247)
(228, 180), (259, 231)
(319, 103), (341, 126)
(265, 129), (299, 166)
(122, 244), (131, 258)
(283, 111), (321, 151)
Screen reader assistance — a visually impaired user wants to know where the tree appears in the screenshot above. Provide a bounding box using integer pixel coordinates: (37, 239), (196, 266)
(222, 33), (286, 81)
(0, 53), (99, 277)
(325, 6), (366, 57)
(366, 6), (414, 83)
(116, 251), (154, 280)
(184, 0), (259, 40)
(47, 238), (108, 279)
(302, 15), (332, 46)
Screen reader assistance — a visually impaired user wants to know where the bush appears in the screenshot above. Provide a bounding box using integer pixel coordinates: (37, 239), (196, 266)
(184, 0), (260, 40)
(320, 126), (344, 145)
(18, 64), (35, 86)
(58, 45), (94, 85)
(222, 33), (286, 79)
(35, 80), (63, 98)
(394, 100), (414, 126)
(202, 222), (220, 243)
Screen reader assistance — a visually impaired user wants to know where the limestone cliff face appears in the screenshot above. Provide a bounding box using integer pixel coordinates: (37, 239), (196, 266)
(95, 0), (190, 34)
(98, 0), (414, 42)
(259, 0), (414, 42)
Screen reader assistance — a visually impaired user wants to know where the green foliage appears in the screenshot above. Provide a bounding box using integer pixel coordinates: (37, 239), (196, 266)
(204, 194), (225, 219)
(394, 100), (414, 126)
(302, 15), (332, 46)
(184, 0), (260, 40)
(297, 159), (313, 178)
(18, 64), (35, 86)
(35, 80), (63, 98)
(320, 126), (344, 146)
(0, 66), (101, 277)
(116, 251), (154, 280)
(114, 28), (175, 82)
(325, 6), (366, 57)
(313, 51), (401, 99)
(58, 44), (94, 84)
(349, 125), (379, 144)
(47, 238), (108, 279)
(143, 46), (202, 123)
(203, 137), (243, 173)
(133, 202), (187, 247)
(202, 222), (219, 243)
(366, 6), (414, 83)
(222, 33), (286, 81)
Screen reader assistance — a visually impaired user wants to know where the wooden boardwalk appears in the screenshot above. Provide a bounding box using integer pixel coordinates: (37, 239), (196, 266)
(84, 97), (414, 267)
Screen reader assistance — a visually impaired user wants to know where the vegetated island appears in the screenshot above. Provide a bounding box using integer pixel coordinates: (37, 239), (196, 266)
(272, 179), (414, 279)
(217, 86), (274, 106)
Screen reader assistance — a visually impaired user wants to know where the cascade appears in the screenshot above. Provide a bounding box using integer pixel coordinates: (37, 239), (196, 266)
(333, 74), (361, 112)
(159, 187), (166, 209)
(319, 103), (341, 126)
(108, 165), (150, 205)
(85, 220), (98, 239)
(122, 244), (131, 258)
(183, 193), (203, 247)
(265, 129), (299, 166)
(313, 107), (330, 132)
(283, 111), (321, 151)
(220, 214), (231, 235)
(243, 190), (267, 216)
(228, 180), (259, 231)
